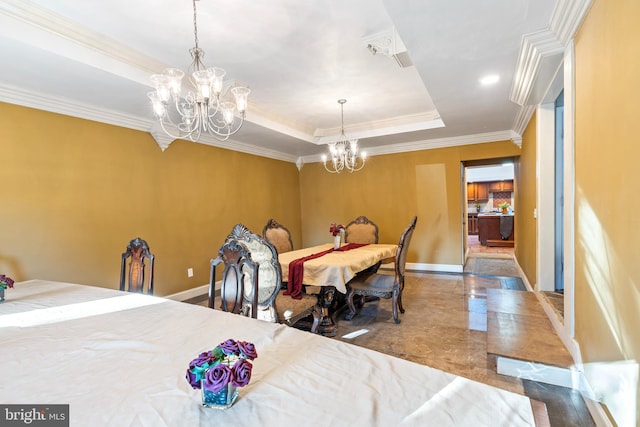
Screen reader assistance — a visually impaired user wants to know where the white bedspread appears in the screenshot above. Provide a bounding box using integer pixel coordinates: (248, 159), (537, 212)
(0, 280), (536, 426)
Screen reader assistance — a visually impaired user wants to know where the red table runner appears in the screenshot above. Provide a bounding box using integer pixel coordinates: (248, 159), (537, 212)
(284, 243), (368, 299)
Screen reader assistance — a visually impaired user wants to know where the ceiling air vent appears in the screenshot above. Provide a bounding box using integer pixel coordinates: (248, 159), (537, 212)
(363, 28), (413, 68)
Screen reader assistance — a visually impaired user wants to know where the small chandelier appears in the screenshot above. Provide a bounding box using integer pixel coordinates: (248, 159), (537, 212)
(147, 0), (250, 143)
(322, 99), (367, 173)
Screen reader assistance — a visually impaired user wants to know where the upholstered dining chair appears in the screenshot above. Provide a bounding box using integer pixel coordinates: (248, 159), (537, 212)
(210, 224), (320, 332)
(262, 218), (294, 254)
(344, 215), (379, 244)
(345, 215), (381, 273)
(120, 237), (155, 294)
(344, 216), (417, 323)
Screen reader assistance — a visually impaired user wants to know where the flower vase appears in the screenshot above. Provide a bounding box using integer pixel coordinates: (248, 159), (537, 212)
(501, 208), (508, 214)
(0, 288), (4, 303)
(333, 234), (341, 250)
(201, 380), (238, 409)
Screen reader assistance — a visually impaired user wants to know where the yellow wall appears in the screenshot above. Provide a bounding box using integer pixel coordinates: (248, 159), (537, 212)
(0, 103), (302, 296)
(574, 0), (640, 422)
(0, 102), (522, 294)
(299, 142), (521, 267)
(514, 112), (537, 286)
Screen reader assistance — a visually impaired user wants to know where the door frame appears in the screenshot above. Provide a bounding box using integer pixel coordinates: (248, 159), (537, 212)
(461, 157), (517, 265)
(537, 41), (577, 358)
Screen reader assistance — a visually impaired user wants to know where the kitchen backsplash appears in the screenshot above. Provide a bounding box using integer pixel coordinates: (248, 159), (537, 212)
(469, 191), (513, 213)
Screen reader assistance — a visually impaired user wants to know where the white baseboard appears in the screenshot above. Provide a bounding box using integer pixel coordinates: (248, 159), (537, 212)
(497, 357), (616, 427)
(165, 284), (209, 301)
(513, 257), (584, 374)
(497, 357), (579, 388)
(512, 257), (534, 291)
(507, 257), (621, 426)
(406, 262), (463, 273)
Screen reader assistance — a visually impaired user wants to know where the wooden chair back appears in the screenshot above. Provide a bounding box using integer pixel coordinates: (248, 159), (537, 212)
(395, 216), (418, 286)
(210, 224), (279, 321)
(210, 237), (259, 317)
(120, 237), (155, 294)
(210, 224), (320, 332)
(343, 216), (417, 324)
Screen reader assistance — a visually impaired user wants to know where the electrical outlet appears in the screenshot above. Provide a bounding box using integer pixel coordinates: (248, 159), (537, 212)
(187, 268), (193, 278)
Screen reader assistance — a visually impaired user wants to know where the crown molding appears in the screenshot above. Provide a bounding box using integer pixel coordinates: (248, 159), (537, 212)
(0, 0), (165, 79)
(0, 83), (153, 131)
(245, 105), (317, 144)
(509, 0), (593, 127)
(550, 0), (594, 45)
(149, 125), (174, 152)
(1, 83), (516, 165)
(0, 83), (298, 162)
(301, 130), (518, 164)
(314, 112), (444, 144)
(512, 105), (536, 139)
(510, 30), (564, 107)
(191, 135), (299, 163)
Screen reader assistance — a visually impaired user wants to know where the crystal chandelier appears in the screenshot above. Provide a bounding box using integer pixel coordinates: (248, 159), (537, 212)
(147, 0), (250, 143)
(322, 99), (367, 173)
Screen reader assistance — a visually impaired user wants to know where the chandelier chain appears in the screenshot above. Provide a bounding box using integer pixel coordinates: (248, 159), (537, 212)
(192, 0), (199, 50)
(340, 100), (346, 136)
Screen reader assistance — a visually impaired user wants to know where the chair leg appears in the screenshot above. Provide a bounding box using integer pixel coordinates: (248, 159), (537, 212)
(398, 288), (405, 314)
(343, 288), (358, 320)
(392, 288), (401, 324)
(309, 306), (321, 334)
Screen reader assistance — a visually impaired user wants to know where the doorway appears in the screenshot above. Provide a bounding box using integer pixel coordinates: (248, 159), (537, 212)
(554, 90), (564, 293)
(539, 89), (566, 321)
(462, 158), (517, 265)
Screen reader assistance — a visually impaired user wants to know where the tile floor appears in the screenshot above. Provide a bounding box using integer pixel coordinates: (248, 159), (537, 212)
(186, 243), (594, 426)
(329, 267), (593, 426)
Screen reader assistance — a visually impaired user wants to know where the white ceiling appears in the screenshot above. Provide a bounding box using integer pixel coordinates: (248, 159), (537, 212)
(0, 0), (568, 164)
(467, 164), (514, 183)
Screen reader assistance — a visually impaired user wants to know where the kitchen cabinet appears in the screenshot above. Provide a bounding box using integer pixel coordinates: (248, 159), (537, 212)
(476, 183), (489, 200)
(467, 213), (478, 235)
(467, 182), (489, 201)
(489, 180), (514, 192)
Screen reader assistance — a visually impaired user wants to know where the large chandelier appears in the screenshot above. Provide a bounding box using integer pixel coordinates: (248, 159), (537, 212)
(322, 99), (367, 173)
(147, 0), (250, 143)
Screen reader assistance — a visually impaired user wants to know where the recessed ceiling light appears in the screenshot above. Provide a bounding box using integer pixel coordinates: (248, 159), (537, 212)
(480, 75), (499, 85)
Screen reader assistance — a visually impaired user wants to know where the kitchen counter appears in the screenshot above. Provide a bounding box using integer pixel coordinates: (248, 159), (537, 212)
(477, 213), (514, 246)
(477, 212), (514, 217)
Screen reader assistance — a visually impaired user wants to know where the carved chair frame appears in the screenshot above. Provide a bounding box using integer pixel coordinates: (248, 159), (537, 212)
(120, 237), (155, 295)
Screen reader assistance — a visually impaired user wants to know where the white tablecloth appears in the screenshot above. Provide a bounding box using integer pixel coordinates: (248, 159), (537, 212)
(278, 243), (398, 293)
(0, 280), (536, 426)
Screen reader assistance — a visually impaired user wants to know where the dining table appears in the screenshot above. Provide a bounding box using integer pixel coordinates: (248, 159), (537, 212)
(278, 243), (397, 335)
(0, 280), (542, 426)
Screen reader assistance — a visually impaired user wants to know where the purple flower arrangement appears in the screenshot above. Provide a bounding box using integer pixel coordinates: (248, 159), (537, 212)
(0, 275), (15, 290)
(185, 339), (258, 393)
